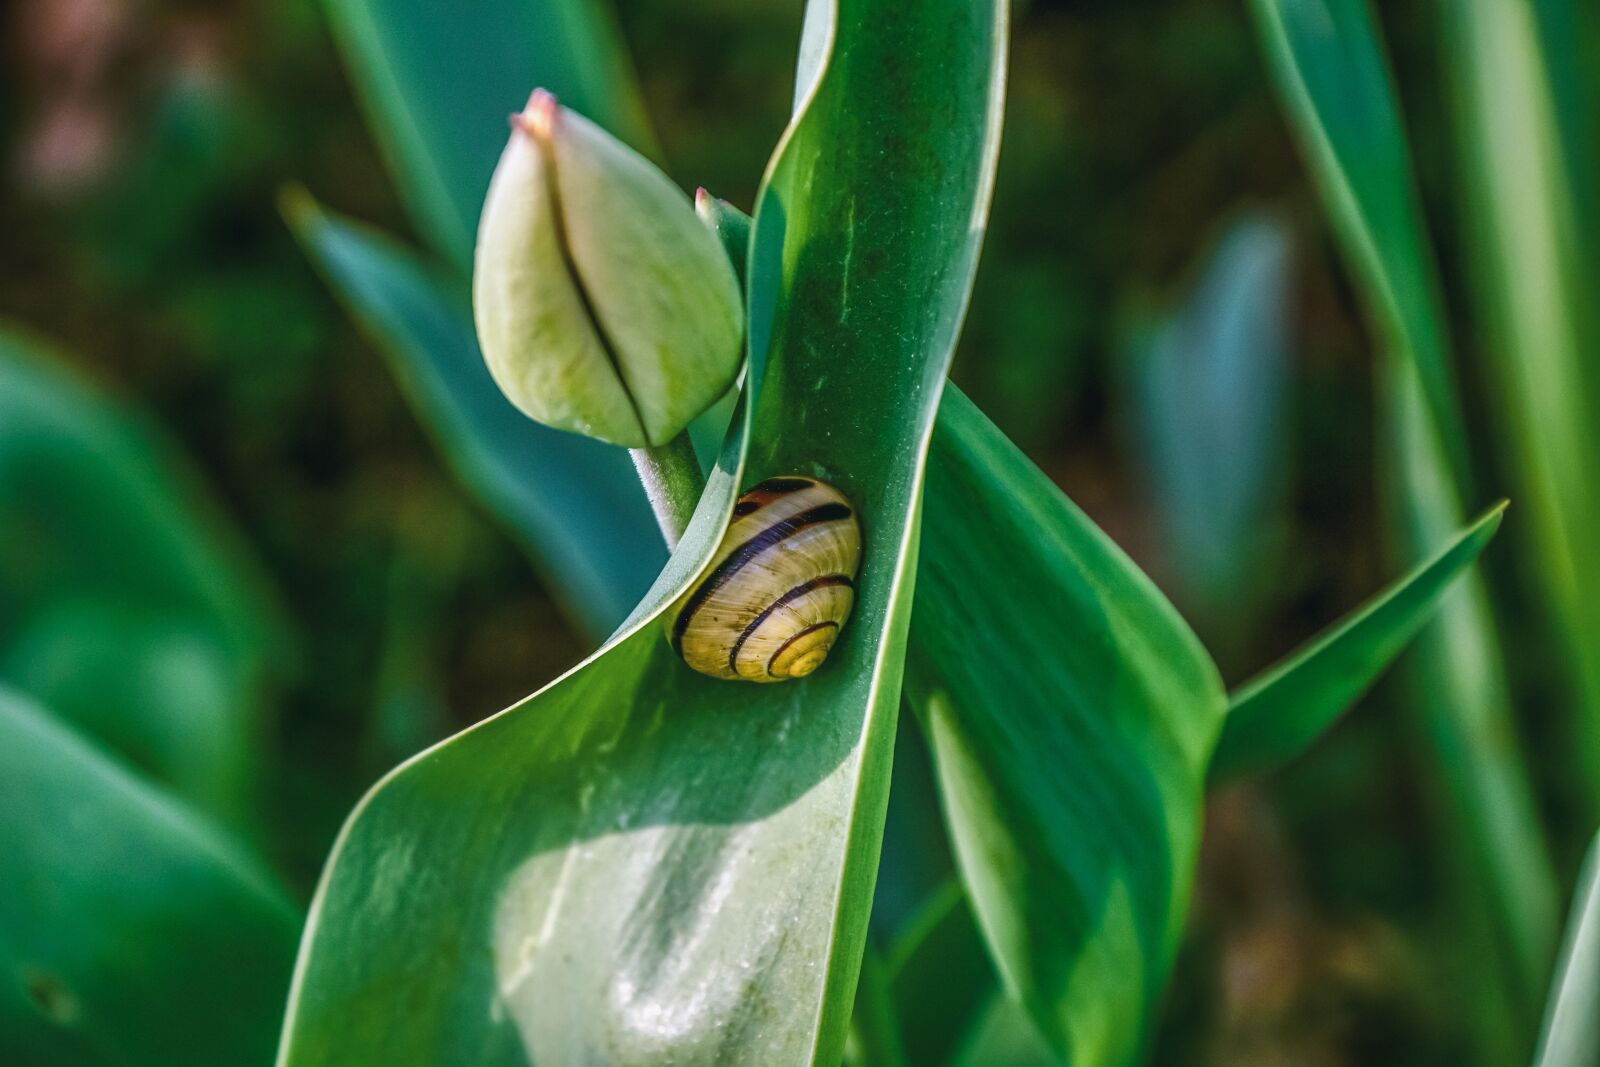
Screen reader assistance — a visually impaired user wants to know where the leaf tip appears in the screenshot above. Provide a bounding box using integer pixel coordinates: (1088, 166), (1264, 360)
(276, 182), (321, 234)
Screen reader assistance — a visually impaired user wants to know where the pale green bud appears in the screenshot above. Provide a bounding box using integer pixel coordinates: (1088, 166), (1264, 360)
(472, 90), (744, 448)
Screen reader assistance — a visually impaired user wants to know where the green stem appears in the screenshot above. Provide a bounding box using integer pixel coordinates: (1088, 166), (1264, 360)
(630, 432), (705, 550)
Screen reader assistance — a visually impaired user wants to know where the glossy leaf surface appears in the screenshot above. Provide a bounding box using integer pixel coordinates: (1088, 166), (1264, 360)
(906, 388), (1228, 1064)
(0, 687), (297, 1066)
(277, 1), (1007, 1063)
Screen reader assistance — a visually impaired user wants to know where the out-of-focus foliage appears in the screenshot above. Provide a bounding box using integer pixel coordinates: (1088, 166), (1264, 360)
(1249, 1), (1558, 1058)
(1443, 0), (1600, 815)
(0, 686), (297, 1066)
(322, 0), (656, 271)
(0, 327), (288, 828)
(1124, 211), (1292, 638)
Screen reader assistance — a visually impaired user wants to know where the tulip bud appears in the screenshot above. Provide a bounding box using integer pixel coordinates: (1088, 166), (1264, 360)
(472, 90), (744, 448)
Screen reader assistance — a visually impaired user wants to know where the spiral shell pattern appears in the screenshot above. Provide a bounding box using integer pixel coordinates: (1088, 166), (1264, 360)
(669, 477), (861, 682)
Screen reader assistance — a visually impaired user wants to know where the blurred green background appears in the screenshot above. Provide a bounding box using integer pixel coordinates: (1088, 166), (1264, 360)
(2, 0), (1594, 1062)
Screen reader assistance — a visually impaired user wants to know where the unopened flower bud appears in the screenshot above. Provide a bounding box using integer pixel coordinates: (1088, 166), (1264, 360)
(473, 90), (744, 448)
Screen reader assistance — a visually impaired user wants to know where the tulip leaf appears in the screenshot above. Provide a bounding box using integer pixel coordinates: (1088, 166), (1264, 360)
(0, 686), (298, 1066)
(1443, 0), (1600, 809)
(320, 0), (656, 271)
(284, 193), (662, 640)
(1211, 501), (1506, 783)
(277, 3), (1007, 1065)
(1534, 829), (1600, 1067)
(905, 388), (1228, 1064)
(1250, 0), (1558, 1040)
(0, 327), (285, 825)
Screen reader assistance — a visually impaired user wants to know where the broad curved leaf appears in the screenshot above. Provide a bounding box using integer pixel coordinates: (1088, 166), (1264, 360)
(277, 2), (1007, 1063)
(1212, 501), (1507, 783)
(321, 0), (655, 271)
(0, 687), (298, 1066)
(0, 327), (286, 823)
(906, 388), (1228, 1065)
(284, 195), (661, 639)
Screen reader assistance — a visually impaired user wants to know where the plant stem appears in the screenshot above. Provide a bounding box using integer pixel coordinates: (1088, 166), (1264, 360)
(630, 432), (705, 550)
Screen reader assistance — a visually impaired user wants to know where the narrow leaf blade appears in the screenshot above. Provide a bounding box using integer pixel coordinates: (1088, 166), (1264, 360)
(1212, 501), (1505, 783)
(1251, 0), (1559, 1040)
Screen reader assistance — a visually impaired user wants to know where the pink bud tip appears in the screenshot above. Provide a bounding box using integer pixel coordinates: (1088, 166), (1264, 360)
(520, 89), (559, 141)
(694, 187), (712, 208)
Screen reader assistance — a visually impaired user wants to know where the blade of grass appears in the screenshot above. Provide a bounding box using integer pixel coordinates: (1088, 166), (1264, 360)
(1250, 0), (1559, 1050)
(1212, 501), (1506, 783)
(276, 2), (1007, 1062)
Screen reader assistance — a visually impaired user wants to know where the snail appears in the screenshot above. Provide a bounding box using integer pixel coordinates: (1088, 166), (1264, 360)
(669, 476), (862, 682)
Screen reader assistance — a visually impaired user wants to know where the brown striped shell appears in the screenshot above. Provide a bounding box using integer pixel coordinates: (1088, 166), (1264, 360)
(668, 476), (862, 682)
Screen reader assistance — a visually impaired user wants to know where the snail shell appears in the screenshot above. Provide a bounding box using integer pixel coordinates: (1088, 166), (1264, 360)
(669, 476), (862, 682)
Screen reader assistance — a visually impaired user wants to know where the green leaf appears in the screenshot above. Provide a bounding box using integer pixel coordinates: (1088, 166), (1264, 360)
(1443, 0), (1600, 810)
(277, 2), (1008, 1063)
(884, 881), (994, 1066)
(0, 686), (298, 1066)
(284, 192), (662, 640)
(0, 327), (286, 824)
(1250, 0), (1558, 1044)
(905, 388), (1228, 1064)
(1, 600), (257, 819)
(320, 0), (655, 271)
(842, 948), (908, 1067)
(1211, 502), (1506, 783)
(1124, 211), (1293, 628)
(1534, 829), (1600, 1067)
